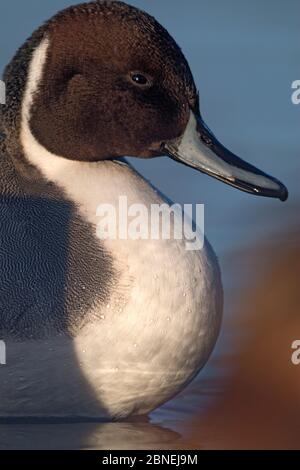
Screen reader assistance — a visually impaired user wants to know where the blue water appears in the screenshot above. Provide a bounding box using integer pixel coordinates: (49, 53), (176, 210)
(0, 0), (299, 449)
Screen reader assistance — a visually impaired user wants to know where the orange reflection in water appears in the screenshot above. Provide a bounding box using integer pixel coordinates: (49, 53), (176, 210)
(186, 224), (300, 449)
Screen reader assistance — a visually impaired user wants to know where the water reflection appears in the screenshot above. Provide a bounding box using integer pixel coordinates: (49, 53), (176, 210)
(0, 419), (180, 450)
(186, 223), (300, 450)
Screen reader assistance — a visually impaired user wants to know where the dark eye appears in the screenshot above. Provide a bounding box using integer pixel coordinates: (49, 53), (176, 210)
(130, 72), (151, 87)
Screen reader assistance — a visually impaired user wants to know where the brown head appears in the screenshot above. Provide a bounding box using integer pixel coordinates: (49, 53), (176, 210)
(28, 1), (198, 161)
(2, 0), (288, 200)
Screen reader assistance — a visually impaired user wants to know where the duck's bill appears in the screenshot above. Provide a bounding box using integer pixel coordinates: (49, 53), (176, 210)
(163, 112), (288, 202)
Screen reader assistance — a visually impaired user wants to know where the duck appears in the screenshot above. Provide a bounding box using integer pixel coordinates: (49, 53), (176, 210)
(0, 0), (288, 419)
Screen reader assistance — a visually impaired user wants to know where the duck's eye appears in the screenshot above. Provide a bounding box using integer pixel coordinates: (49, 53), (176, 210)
(130, 73), (151, 87)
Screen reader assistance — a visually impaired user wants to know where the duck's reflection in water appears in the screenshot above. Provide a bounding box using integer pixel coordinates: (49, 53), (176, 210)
(0, 418), (180, 450)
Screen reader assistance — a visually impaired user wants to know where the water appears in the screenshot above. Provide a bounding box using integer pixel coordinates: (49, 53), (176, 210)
(0, 0), (299, 449)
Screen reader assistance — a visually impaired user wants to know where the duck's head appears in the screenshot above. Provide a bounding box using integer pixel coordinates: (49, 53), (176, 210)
(3, 0), (287, 201)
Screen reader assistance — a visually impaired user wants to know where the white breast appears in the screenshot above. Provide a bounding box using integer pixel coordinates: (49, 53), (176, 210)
(9, 37), (224, 418)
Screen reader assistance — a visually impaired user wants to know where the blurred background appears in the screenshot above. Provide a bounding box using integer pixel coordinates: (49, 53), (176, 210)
(0, 0), (299, 449)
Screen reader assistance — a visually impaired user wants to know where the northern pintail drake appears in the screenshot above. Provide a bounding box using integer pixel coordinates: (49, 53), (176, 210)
(0, 1), (287, 419)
